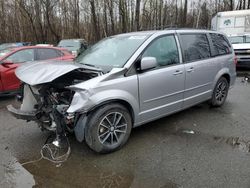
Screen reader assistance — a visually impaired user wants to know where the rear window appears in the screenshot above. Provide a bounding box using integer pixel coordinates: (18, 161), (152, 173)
(229, 36), (244, 44)
(210, 33), (232, 56)
(58, 40), (81, 48)
(229, 35), (250, 44)
(179, 34), (211, 62)
(36, 48), (62, 60)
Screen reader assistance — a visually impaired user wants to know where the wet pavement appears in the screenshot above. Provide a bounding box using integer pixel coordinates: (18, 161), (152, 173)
(1, 76), (250, 188)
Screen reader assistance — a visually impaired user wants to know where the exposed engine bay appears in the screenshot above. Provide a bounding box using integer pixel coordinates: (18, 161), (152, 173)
(8, 68), (101, 133)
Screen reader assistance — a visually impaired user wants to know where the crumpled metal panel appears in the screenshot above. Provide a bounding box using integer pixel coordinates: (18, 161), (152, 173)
(15, 60), (100, 86)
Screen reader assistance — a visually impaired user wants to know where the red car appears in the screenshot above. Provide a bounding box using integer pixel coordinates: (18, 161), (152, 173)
(0, 46), (74, 96)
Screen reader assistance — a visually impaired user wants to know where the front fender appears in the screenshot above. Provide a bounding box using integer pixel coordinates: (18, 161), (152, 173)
(67, 89), (140, 122)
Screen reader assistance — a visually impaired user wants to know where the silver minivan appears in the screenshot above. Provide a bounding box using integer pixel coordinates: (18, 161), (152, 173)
(8, 29), (236, 153)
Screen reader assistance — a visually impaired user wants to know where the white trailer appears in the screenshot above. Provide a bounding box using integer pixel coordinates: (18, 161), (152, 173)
(211, 10), (250, 36)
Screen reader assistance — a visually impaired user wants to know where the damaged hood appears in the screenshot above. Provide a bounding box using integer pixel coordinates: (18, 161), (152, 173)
(15, 60), (101, 86)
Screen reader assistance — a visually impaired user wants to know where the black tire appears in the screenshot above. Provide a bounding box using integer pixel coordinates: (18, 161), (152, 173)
(210, 77), (229, 107)
(85, 103), (132, 153)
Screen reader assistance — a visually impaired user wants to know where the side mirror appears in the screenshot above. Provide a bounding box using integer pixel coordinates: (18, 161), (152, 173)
(2, 60), (14, 66)
(140, 57), (157, 71)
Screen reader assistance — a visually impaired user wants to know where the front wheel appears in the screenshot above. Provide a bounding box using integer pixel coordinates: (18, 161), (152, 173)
(210, 77), (229, 107)
(85, 103), (132, 153)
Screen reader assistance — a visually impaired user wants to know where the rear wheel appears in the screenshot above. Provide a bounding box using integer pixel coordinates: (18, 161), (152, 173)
(85, 103), (132, 153)
(210, 77), (229, 107)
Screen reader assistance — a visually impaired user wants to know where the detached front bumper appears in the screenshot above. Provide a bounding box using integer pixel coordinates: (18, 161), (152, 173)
(7, 105), (37, 121)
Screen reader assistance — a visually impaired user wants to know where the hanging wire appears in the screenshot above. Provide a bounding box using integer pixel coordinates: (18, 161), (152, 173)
(21, 134), (71, 166)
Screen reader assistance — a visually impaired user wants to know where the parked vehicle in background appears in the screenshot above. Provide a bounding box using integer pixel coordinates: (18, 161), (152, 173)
(8, 29), (236, 153)
(211, 10), (250, 35)
(58, 39), (88, 56)
(0, 42), (31, 51)
(0, 46), (74, 96)
(228, 34), (250, 68)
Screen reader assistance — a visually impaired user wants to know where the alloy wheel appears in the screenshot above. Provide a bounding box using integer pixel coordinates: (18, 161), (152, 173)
(98, 112), (127, 146)
(215, 80), (227, 102)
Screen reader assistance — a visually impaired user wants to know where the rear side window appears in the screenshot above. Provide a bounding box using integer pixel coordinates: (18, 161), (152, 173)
(179, 34), (211, 62)
(210, 33), (232, 56)
(36, 49), (62, 60)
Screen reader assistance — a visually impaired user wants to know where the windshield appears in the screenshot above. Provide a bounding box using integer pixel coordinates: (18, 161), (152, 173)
(229, 36), (250, 44)
(76, 35), (149, 69)
(58, 40), (80, 48)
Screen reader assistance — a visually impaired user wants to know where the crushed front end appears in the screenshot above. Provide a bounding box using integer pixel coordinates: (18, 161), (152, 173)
(7, 63), (102, 140)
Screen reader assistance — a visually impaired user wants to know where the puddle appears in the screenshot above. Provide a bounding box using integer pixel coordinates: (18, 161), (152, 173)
(17, 144), (135, 188)
(214, 136), (250, 153)
(22, 162), (134, 188)
(174, 127), (250, 154)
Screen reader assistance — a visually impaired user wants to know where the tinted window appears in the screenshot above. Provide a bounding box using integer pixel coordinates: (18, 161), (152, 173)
(37, 49), (61, 60)
(6, 49), (34, 63)
(142, 35), (179, 67)
(245, 36), (250, 43)
(180, 34), (210, 62)
(229, 36), (244, 44)
(210, 33), (232, 56)
(58, 40), (81, 48)
(228, 35), (250, 44)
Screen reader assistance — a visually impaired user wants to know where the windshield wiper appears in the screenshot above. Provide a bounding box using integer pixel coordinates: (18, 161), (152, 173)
(82, 63), (96, 67)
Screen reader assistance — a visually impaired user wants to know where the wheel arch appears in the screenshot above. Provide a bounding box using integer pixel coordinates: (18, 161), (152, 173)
(212, 68), (231, 91)
(87, 99), (135, 125)
(221, 73), (230, 85)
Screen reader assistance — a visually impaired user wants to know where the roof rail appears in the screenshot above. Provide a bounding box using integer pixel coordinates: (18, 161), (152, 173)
(140, 25), (178, 31)
(139, 26), (209, 31)
(166, 27), (209, 30)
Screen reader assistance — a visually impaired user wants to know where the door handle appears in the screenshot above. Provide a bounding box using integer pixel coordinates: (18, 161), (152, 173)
(173, 70), (183, 75)
(186, 67), (194, 73)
